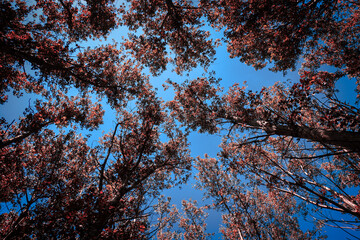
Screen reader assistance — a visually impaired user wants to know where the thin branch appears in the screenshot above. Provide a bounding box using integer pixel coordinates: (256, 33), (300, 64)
(290, 150), (356, 160)
(322, 221), (360, 240)
(0, 120), (53, 149)
(99, 122), (121, 191)
(58, 0), (74, 30)
(273, 186), (344, 212)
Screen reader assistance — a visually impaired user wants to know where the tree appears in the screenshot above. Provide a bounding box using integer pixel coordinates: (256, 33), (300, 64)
(163, 0), (360, 237)
(195, 156), (324, 240)
(154, 197), (213, 239)
(1, 0), (359, 238)
(1, 0), (191, 238)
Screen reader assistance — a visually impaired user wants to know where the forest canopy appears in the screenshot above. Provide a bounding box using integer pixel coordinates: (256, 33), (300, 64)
(1, 0), (359, 239)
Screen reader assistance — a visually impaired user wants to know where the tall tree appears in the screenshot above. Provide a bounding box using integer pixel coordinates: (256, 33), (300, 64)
(1, 0), (191, 238)
(168, 76), (360, 236)
(119, 0), (360, 237)
(1, 0), (359, 238)
(195, 155), (324, 239)
(162, 0), (360, 237)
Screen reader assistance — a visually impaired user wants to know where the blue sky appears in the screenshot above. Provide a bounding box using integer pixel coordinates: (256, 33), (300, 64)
(1, 20), (359, 240)
(154, 42), (360, 238)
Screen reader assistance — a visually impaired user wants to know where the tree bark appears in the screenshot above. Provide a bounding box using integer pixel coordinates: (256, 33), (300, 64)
(243, 118), (360, 153)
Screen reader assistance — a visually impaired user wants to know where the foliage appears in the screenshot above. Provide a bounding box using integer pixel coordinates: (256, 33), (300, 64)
(154, 197), (213, 239)
(1, 0), (191, 238)
(1, 0), (359, 239)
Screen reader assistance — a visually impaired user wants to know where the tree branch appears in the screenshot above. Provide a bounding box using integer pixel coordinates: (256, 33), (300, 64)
(99, 122), (121, 192)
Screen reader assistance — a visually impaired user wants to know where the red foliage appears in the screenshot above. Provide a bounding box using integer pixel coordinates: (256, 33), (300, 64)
(1, 0), (359, 238)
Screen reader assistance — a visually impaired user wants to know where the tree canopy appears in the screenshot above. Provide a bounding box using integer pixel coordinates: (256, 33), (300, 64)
(1, 0), (359, 239)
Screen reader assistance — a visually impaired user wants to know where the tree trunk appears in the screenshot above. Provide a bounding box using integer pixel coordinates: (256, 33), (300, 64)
(245, 119), (360, 153)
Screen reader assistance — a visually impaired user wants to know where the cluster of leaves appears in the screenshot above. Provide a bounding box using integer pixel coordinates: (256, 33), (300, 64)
(1, 0), (359, 239)
(154, 197), (213, 239)
(168, 75), (360, 237)
(1, 0), (192, 238)
(195, 156), (325, 240)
